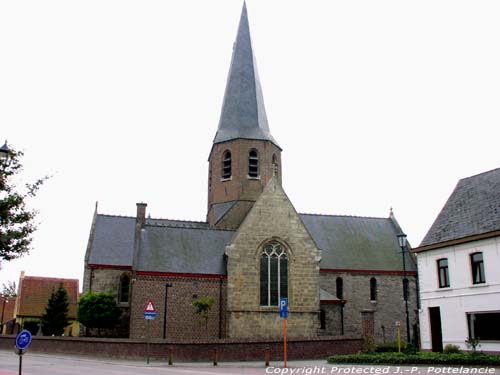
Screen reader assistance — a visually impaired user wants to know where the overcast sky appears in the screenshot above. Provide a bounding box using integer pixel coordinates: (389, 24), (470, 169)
(1, 1), (499, 291)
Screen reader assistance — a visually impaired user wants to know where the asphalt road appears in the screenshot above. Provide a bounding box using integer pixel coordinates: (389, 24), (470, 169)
(0, 350), (498, 375)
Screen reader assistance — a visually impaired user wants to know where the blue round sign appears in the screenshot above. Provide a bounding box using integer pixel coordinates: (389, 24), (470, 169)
(15, 330), (32, 350)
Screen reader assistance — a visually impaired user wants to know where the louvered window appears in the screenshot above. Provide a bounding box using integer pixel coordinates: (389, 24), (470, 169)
(248, 149), (259, 177)
(222, 150), (231, 179)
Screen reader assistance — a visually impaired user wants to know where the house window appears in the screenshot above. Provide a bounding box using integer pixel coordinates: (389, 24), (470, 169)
(260, 241), (288, 306)
(248, 149), (259, 177)
(119, 273), (130, 303)
(467, 312), (500, 340)
(222, 150), (231, 179)
(370, 278), (377, 301)
(470, 252), (485, 284)
(437, 258), (450, 288)
(403, 278), (409, 301)
(336, 277), (343, 300)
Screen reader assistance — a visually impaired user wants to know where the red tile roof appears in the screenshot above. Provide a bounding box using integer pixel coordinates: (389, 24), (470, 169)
(0, 296), (17, 322)
(17, 276), (79, 319)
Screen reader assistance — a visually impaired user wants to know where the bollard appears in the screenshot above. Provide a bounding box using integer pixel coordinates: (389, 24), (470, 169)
(265, 348), (270, 367)
(168, 349), (173, 366)
(213, 348), (218, 366)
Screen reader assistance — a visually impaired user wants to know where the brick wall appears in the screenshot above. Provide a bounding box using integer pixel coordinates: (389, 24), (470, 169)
(0, 335), (362, 361)
(129, 275), (226, 340)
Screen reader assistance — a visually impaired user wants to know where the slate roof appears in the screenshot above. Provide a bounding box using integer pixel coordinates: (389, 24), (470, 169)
(88, 212), (413, 274)
(138, 225), (234, 275)
(87, 214), (136, 267)
(17, 276), (79, 319)
(419, 167), (500, 248)
(300, 214), (415, 272)
(213, 3), (280, 148)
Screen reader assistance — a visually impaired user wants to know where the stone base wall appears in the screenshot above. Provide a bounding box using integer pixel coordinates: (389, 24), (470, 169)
(0, 335), (362, 361)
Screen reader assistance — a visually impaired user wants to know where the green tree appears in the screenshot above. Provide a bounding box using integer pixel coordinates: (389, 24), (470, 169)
(0, 142), (48, 261)
(41, 285), (69, 336)
(77, 291), (121, 336)
(192, 296), (214, 337)
(1, 281), (17, 297)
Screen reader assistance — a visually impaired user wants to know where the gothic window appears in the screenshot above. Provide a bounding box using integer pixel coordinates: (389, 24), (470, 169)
(222, 150), (232, 179)
(437, 258), (450, 288)
(470, 252), (485, 284)
(260, 241), (288, 306)
(336, 277), (343, 300)
(370, 277), (377, 301)
(248, 149), (259, 177)
(403, 278), (409, 301)
(119, 273), (130, 303)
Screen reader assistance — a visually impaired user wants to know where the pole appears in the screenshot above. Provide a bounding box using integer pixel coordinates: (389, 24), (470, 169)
(401, 247), (411, 343)
(1, 299), (7, 334)
(18, 350), (23, 375)
(146, 320), (150, 365)
(397, 323), (401, 353)
(163, 283), (172, 340)
(283, 318), (287, 368)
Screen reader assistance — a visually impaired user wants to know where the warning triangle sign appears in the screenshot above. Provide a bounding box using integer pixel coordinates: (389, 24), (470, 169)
(144, 299), (156, 313)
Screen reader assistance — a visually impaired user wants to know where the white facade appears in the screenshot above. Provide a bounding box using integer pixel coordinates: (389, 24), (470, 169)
(417, 236), (500, 352)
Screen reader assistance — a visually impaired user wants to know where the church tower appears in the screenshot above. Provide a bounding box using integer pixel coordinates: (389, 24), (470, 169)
(207, 3), (282, 228)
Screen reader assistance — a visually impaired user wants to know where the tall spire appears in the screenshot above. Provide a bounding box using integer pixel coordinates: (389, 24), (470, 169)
(213, 2), (280, 148)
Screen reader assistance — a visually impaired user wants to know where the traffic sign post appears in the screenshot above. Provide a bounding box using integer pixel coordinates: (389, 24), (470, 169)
(15, 330), (32, 375)
(143, 299), (157, 364)
(280, 298), (288, 368)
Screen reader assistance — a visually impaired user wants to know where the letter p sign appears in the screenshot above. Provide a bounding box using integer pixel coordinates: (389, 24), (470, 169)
(280, 297), (288, 318)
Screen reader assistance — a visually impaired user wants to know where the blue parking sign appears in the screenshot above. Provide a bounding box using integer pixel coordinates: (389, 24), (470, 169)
(280, 297), (288, 318)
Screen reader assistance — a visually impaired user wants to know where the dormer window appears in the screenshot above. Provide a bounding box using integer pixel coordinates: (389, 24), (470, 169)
(248, 149), (259, 177)
(222, 150), (232, 179)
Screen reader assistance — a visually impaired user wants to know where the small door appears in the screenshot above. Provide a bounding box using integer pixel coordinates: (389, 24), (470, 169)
(429, 307), (443, 352)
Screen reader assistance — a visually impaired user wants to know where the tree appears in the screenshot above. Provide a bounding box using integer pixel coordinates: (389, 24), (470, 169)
(77, 291), (121, 336)
(1, 281), (17, 297)
(0, 142), (47, 261)
(192, 295), (214, 337)
(41, 285), (69, 336)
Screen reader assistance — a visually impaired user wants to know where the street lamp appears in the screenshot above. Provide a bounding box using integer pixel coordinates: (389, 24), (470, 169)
(163, 282), (173, 339)
(0, 140), (10, 163)
(397, 232), (411, 343)
(1, 298), (9, 334)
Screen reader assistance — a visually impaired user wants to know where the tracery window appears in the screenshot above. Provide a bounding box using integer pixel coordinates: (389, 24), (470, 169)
(222, 150), (232, 179)
(260, 241), (288, 306)
(248, 149), (259, 177)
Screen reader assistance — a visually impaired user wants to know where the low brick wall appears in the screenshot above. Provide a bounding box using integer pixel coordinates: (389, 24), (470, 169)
(0, 335), (361, 362)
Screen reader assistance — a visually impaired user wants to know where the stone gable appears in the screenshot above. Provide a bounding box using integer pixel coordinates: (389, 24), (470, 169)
(225, 177), (321, 338)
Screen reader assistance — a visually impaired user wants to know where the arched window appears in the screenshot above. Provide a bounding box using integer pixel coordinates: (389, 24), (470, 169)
(260, 241), (288, 306)
(119, 273), (130, 303)
(272, 154), (279, 177)
(370, 277), (377, 301)
(248, 149), (259, 177)
(222, 150), (231, 179)
(403, 278), (409, 301)
(336, 277), (343, 300)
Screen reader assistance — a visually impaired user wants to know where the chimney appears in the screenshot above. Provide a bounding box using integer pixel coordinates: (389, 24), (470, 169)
(136, 202), (147, 225)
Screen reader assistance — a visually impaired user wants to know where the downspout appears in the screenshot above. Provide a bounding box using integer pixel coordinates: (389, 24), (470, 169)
(219, 277), (223, 339)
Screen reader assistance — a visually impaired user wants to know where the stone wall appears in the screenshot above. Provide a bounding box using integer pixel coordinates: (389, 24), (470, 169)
(320, 271), (418, 343)
(129, 274), (227, 340)
(226, 178), (321, 338)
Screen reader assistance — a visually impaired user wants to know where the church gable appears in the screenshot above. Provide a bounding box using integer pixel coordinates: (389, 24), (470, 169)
(225, 177), (321, 338)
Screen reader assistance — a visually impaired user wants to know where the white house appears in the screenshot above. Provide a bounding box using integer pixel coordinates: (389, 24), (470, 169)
(414, 167), (500, 353)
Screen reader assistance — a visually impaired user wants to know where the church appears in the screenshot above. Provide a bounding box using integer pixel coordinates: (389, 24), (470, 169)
(83, 3), (417, 342)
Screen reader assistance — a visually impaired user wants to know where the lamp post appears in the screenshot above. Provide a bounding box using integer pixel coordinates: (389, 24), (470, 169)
(1, 298), (9, 334)
(163, 282), (173, 339)
(0, 140), (10, 162)
(397, 232), (411, 343)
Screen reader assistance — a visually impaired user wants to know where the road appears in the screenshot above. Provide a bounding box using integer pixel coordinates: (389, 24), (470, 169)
(0, 350), (498, 375)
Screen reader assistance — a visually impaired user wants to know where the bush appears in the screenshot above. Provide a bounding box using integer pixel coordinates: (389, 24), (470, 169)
(327, 352), (500, 366)
(444, 344), (462, 354)
(22, 320), (40, 335)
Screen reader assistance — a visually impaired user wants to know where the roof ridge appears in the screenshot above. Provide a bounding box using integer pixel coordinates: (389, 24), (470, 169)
(22, 276), (79, 282)
(459, 166), (500, 182)
(300, 212), (388, 220)
(98, 213), (135, 219)
(147, 217), (208, 224)
(145, 223), (236, 232)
